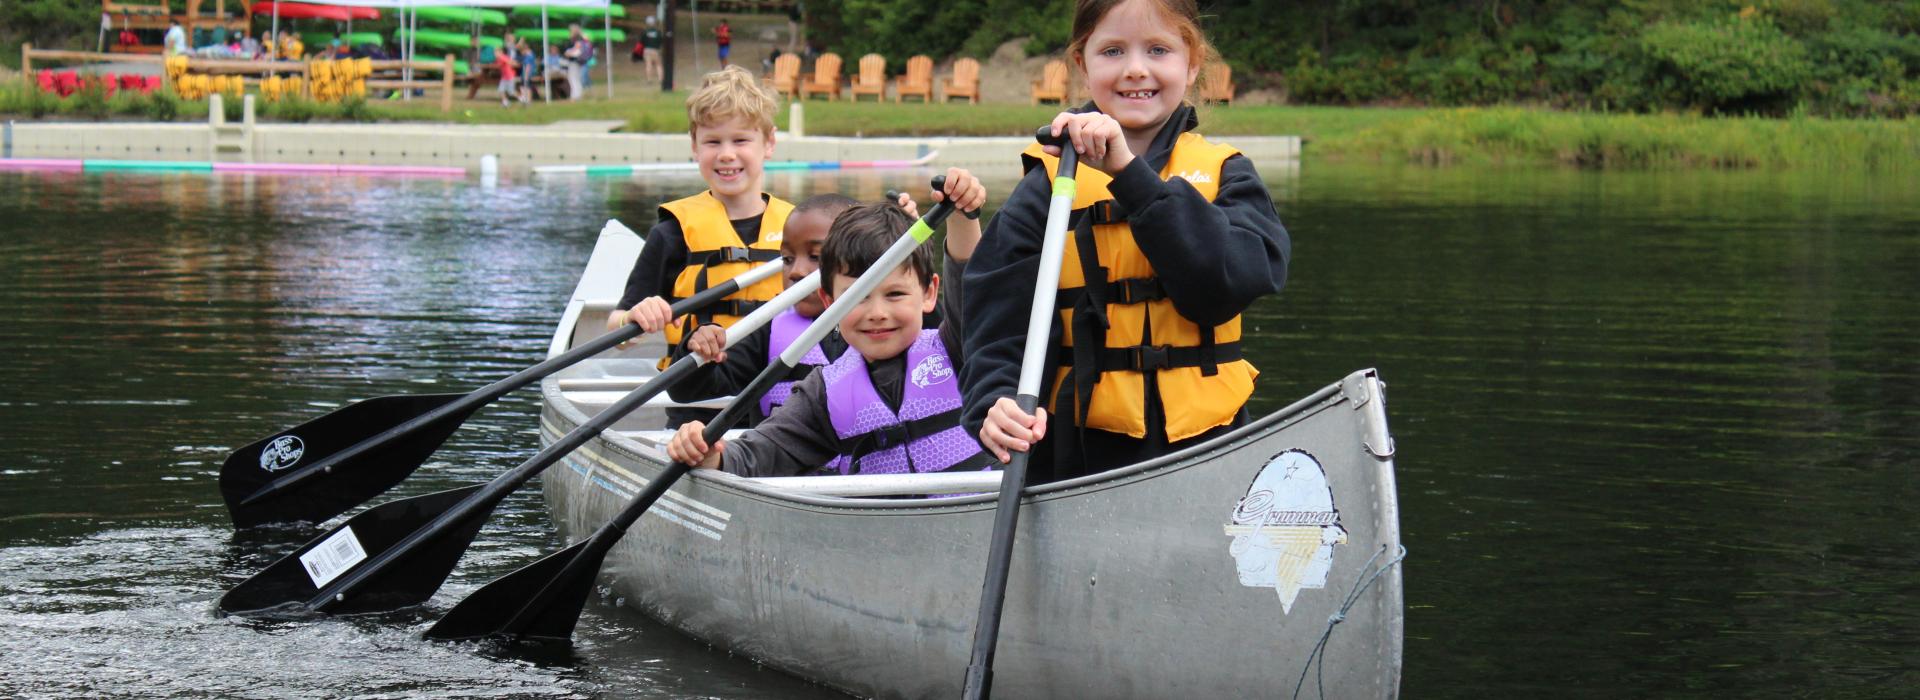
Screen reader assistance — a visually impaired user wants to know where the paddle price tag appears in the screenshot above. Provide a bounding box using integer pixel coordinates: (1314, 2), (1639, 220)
(299, 526), (369, 588)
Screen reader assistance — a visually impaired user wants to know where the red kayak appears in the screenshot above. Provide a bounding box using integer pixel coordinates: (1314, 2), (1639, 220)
(250, 2), (380, 21)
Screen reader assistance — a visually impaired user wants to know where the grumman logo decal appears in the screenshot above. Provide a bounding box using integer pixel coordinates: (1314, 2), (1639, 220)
(911, 353), (954, 389)
(260, 435), (306, 472)
(1224, 449), (1347, 613)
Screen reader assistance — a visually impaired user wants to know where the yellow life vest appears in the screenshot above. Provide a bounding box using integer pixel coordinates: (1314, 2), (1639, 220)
(1020, 132), (1257, 441)
(659, 191), (794, 349)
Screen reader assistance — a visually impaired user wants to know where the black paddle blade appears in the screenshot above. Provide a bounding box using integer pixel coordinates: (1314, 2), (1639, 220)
(220, 393), (473, 529)
(424, 539), (602, 643)
(220, 484), (491, 616)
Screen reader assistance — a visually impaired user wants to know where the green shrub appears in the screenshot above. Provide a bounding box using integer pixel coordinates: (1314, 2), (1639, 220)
(1640, 16), (1813, 114)
(65, 77), (110, 120)
(142, 89), (181, 121)
(267, 95), (318, 122)
(338, 96), (374, 122)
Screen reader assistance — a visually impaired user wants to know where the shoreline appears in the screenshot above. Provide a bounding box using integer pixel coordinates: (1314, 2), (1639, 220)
(3, 112), (1302, 172)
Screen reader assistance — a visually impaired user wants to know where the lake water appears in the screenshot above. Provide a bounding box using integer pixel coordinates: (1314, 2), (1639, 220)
(0, 160), (1915, 698)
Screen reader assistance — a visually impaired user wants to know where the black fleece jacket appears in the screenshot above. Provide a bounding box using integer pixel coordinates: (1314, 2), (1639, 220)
(958, 104), (1290, 483)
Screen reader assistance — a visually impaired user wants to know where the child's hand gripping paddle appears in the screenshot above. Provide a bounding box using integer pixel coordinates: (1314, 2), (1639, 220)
(421, 178), (964, 643)
(963, 127), (1077, 700)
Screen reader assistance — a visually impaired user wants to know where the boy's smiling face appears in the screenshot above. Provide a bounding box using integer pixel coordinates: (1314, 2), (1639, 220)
(780, 209), (832, 318)
(691, 115), (773, 205)
(828, 265), (938, 363)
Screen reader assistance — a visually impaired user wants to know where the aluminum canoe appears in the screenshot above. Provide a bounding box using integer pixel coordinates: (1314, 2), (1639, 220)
(536, 220), (1406, 699)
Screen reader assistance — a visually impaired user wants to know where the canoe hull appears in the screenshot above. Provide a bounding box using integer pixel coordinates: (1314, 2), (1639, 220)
(537, 222), (1403, 699)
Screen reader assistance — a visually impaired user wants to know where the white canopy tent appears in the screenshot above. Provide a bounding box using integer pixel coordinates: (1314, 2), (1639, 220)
(275, 0), (617, 101)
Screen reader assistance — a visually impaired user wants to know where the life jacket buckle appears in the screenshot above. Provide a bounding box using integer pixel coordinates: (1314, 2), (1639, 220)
(1127, 344), (1173, 370)
(1112, 278), (1164, 304)
(717, 246), (753, 263)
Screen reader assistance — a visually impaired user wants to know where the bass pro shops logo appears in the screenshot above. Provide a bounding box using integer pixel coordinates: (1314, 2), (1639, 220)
(259, 435), (306, 472)
(1224, 449), (1347, 613)
(910, 353), (954, 389)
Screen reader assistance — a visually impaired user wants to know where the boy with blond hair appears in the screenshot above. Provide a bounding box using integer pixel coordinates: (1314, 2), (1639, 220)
(610, 66), (792, 427)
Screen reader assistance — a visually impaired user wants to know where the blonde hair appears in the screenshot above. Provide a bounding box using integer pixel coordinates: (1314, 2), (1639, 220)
(685, 66), (777, 136)
(1066, 0), (1220, 104)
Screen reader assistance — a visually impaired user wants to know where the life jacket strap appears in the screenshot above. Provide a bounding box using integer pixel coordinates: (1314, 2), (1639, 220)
(1054, 277), (1166, 309)
(1078, 199), (1127, 226)
(663, 298), (767, 325)
(1052, 341), (1244, 372)
(843, 407), (972, 473)
(688, 247), (781, 303)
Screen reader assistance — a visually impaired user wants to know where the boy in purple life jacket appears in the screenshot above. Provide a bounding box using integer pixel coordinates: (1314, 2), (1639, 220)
(668, 171), (992, 478)
(665, 193), (857, 427)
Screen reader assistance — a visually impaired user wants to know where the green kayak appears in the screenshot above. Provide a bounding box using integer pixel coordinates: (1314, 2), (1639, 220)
(510, 4), (626, 20)
(302, 31), (384, 49)
(512, 27), (627, 43)
(410, 6), (509, 26)
(395, 28), (505, 52)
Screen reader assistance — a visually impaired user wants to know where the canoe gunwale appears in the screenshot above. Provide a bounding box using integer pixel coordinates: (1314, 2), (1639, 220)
(538, 367), (1364, 513)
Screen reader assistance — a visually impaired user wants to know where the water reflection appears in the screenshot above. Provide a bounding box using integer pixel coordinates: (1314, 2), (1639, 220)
(1, 160), (1916, 698)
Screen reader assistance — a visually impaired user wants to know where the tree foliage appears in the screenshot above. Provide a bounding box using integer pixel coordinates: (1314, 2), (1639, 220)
(812, 0), (1919, 116)
(1, 0), (102, 66)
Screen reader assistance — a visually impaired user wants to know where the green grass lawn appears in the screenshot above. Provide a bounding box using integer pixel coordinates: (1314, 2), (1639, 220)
(373, 90), (1407, 142)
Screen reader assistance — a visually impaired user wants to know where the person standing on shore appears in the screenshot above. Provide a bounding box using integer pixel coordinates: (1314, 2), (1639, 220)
(641, 15), (664, 83)
(562, 24), (588, 100)
(787, 2), (804, 53)
(714, 19), (732, 69)
(163, 19), (187, 57)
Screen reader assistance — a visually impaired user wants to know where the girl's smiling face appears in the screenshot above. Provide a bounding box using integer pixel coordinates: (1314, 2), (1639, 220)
(1078, 0), (1199, 139)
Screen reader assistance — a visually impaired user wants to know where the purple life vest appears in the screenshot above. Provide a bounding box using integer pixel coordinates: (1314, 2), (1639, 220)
(760, 309), (832, 417)
(822, 329), (991, 475)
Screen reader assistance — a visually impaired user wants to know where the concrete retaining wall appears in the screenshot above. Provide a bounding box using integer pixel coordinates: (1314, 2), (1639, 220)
(5, 118), (1300, 172)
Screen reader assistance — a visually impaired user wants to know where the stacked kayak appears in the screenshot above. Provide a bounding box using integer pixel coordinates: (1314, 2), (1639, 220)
(514, 27), (626, 43)
(412, 6), (509, 26)
(510, 4), (625, 20)
(395, 28), (504, 52)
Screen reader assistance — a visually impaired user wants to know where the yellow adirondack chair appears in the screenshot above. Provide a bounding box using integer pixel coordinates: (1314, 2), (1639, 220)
(768, 53), (801, 99)
(801, 52), (843, 100)
(1031, 59), (1070, 105)
(850, 53), (887, 102)
(897, 55), (933, 103)
(1201, 62), (1235, 104)
(941, 57), (979, 104)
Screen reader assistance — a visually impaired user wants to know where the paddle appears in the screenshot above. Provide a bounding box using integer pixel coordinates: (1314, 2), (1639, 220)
(217, 263), (808, 616)
(218, 258), (784, 530)
(962, 127), (1077, 700)
(423, 178), (963, 643)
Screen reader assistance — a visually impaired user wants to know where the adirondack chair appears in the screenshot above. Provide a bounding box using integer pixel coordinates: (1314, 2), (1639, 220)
(768, 53), (801, 99)
(1201, 62), (1235, 104)
(850, 53), (887, 102)
(801, 52), (843, 100)
(941, 57), (980, 103)
(897, 55), (933, 103)
(1031, 59), (1070, 105)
